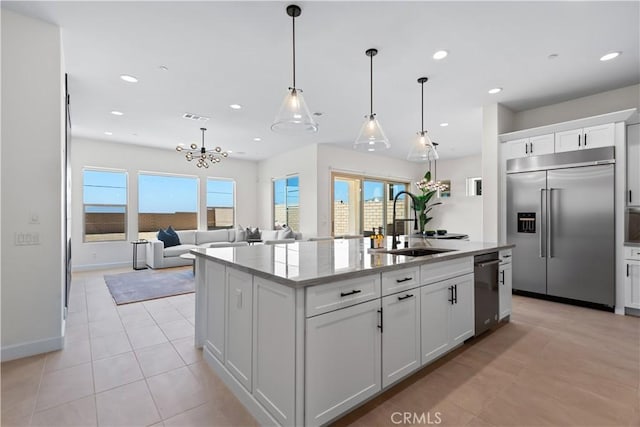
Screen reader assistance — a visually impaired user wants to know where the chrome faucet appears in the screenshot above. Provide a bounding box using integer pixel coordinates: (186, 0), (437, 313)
(392, 191), (419, 250)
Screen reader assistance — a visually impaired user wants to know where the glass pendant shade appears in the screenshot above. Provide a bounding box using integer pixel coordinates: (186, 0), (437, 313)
(354, 114), (390, 151)
(271, 88), (318, 134)
(407, 131), (439, 161)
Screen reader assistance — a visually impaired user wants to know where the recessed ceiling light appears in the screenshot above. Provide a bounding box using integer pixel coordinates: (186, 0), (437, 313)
(104, 131), (113, 136)
(600, 51), (621, 61)
(253, 137), (262, 142)
(488, 87), (503, 94)
(111, 110), (123, 116)
(433, 50), (448, 60)
(158, 65), (169, 71)
(229, 104), (242, 110)
(367, 148), (375, 152)
(440, 122), (449, 127)
(120, 74), (138, 83)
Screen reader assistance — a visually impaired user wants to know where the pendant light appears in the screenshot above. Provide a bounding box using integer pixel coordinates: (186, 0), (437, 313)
(407, 77), (439, 161)
(271, 4), (318, 134)
(354, 48), (390, 151)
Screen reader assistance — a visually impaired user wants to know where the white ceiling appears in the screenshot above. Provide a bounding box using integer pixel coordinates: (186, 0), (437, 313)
(4, 1), (639, 161)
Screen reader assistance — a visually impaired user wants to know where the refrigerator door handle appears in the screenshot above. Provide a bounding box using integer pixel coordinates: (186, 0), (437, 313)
(539, 188), (546, 258)
(548, 188), (554, 258)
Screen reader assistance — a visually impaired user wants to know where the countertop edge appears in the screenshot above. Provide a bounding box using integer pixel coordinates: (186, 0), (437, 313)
(191, 243), (515, 289)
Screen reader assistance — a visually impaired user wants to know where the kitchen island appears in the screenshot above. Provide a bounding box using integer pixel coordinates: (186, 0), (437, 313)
(192, 237), (514, 426)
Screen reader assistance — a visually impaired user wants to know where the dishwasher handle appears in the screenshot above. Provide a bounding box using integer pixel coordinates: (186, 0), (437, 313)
(474, 259), (501, 268)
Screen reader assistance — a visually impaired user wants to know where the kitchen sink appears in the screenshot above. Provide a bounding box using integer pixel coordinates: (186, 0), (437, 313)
(382, 247), (454, 257)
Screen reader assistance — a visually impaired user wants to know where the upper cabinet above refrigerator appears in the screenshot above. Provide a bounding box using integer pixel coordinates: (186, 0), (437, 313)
(555, 123), (615, 153)
(627, 123), (640, 207)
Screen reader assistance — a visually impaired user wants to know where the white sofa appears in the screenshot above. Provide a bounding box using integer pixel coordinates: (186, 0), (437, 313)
(146, 229), (248, 269)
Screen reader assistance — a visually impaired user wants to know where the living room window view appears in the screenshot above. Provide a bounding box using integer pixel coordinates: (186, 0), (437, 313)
(2, 2), (639, 427)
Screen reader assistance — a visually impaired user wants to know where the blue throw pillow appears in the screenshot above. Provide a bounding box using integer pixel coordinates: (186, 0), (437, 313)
(166, 226), (181, 244)
(157, 228), (180, 248)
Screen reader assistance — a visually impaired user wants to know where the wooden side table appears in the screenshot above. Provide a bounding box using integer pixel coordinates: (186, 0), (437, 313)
(130, 240), (149, 270)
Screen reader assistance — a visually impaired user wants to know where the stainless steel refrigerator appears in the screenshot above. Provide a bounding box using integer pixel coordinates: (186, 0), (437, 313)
(506, 147), (615, 307)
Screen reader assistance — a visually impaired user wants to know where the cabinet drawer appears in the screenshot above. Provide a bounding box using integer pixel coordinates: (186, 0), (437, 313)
(306, 274), (381, 317)
(381, 267), (420, 296)
(499, 249), (513, 265)
(420, 257), (473, 286)
(625, 246), (640, 261)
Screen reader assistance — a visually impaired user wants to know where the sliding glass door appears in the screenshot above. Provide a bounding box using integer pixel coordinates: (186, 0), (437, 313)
(332, 173), (408, 237)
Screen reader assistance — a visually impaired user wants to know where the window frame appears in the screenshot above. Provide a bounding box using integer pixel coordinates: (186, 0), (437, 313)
(206, 177), (236, 230)
(272, 174), (300, 230)
(331, 172), (410, 237)
(82, 167), (128, 243)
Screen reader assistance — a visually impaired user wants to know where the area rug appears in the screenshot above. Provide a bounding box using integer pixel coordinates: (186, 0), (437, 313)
(104, 268), (194, 305)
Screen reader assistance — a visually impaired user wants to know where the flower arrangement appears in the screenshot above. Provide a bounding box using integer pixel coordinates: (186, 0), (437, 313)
(413, 170), (448, 233)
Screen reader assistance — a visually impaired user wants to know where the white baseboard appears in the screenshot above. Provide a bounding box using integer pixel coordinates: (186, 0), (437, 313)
(1, 335), (64, 362)
(72, 261), (130, 272)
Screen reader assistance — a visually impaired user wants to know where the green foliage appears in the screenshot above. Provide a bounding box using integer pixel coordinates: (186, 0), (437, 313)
(413, 170), (442, 233)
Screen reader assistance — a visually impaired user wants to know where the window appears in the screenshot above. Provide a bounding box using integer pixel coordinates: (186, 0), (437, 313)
(273, 176), (299, 231)
(332, 173), (408, 237)
(138, 173), (198, 239)
(207, 178), (235, 229)
(83, 169), (127, 242)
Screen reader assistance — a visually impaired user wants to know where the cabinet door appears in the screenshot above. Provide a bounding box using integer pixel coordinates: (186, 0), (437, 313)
(382, 291), (420, 388)
(625, 261), (640, 309)
(583, 123), (615, 149)
(505, 138), (528, 159)
(449, 274), (475, 346)
(420, 281), (451, 365)
(529, 134), (555, 156)
(225, 269), (253, 391)
(555, 129), (582, 153)
(627, 124), (640, 206)
(205, 261), (225, 361)
(499, 264), (513, 320)
(305, 299), (381, 426)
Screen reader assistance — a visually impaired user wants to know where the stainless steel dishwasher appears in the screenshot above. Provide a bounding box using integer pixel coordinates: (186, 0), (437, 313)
(474, 252), (500, 336)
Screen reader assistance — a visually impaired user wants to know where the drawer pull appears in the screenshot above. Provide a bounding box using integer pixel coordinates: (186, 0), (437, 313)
(395, 277), (413, 283)
(502, 254), (511, 258)
(398, 293), (414, 301)
(340, 289), (362, 297)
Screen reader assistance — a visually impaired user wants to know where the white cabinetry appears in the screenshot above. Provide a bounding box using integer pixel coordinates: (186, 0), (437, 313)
(225, 269), (253, 391)
(381, 290), (420, 388)
(625, 247), (640, 310)
(205, 261), (225, 361)
(420, 273), (474, 366)
(555, 124), (614, 153)
(505, 134), (555, 159)
(252, 277), (295, 425)
(305, 299), (381, 426)
(627, 124), (639, 206)
(499, 249), (513, 320)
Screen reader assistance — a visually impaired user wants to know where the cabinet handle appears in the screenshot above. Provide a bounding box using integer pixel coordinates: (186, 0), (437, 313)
(530, 142), (533, 154)
(525, 143), (529, 154)
(500, 270), (505, 285)
(578, 134), (581, 147)
(448, 286), (454, 304)
(584, 133), (587, 146)
(396, 277), (412, 283)
(628, 264), (630, 277)
(502, 254), (512, 258)
(454, 284), (458, 304)
(340, 289), (362, 297)
(377, 308), (383, 333)
(398, 293), (414, 301)
(630, 190), (633, 203)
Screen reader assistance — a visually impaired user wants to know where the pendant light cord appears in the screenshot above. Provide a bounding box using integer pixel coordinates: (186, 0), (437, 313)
(370, 52), (373, 116)
(421, 80), (424, 133)
(201, 128), (206, 150)
(292, 13), (296, 88)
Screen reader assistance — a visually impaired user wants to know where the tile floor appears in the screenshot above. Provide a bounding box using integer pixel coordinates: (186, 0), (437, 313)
(2, 267), (639, 427)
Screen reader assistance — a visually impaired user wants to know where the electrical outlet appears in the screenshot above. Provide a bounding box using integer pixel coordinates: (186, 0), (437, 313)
(29, 212), (40, 224)
(15, 232), (40, 246)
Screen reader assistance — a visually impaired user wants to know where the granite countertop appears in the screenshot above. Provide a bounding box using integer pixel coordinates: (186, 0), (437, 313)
(191, 237), (515, 288)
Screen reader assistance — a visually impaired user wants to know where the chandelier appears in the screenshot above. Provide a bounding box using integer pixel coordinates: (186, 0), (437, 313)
(416, 145), (448, 193)
(176, 127), (228, 168)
